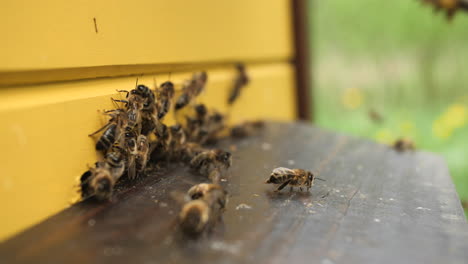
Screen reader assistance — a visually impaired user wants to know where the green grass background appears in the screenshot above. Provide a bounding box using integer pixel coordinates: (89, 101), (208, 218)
(310, 0), (468, 214)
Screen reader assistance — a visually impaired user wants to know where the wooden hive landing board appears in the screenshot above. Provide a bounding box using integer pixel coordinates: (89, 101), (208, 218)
(1, 122), (467, 264)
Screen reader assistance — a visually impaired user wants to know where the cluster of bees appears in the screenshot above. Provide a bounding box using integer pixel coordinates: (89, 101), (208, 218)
(80, 64), (264, 237)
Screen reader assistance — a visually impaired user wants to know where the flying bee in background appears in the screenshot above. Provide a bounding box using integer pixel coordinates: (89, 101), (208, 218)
(89, 109), (128, 152)
(175, 72), (208, 111)
(368, 109), (384, 124)
(265, 167), (324, 192)
(190, 149), (232, 181)
(179, 183), (227, 238)
(155, 81), (175, 120)
(80, 146), (126, 200)
(227, 63), (249, 105)
(393, 138), (415, 152)
(135, 135), (149, 176)
(230, 120), (265, 138)
(420, 0), (468, 20)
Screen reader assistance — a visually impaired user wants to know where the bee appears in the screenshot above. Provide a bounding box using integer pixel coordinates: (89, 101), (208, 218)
(368, 109), (384, 124)
(179, 183), (227, 237)
(227, 64), (249, 105)
(265, 167), (324, 192)
(167, 124), (187, 160)
(89, 109), (128, 152)
(178, 200), (211, 237)
(186, 183), (226, 202)
(149, 124), (171, 163)
(135, 135), (149, 175)
(230, 120), (264, 138)
(199, 111), (226, 144)
(123, 131), (138, 179)
(80, 147), (126, 200)
(155, 81), (175, 120)
(393, 138), (415, 152)
(421, 0), (468, 20)
(190, 149), (232, 179)
(175, 72), (208, 110)
(180, 142), (206, 163)
(183, 104), (208, 142)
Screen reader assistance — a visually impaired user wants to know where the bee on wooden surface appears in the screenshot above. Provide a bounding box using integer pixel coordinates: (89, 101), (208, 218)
(180, 142), (206, 163)
(123, 131), (139, 179)
(135, 135), (149, 175)
(80, 147), (126, 200)
(230, 120), (265, 138)
(393, 138), (415, 152)
(155, 81), (175, 120)
(89, 109), (128, 152)
(227, 64), (249, 105)
(190, 149), (232, 179)
(167, 124), (187, 160)
(421, 0), (468, 20)
(149, 123), (171, 163)
(179, 183), (227, 238)
(175, 72), (208, 110)
(200, 111), (226, 144)
(265, 167), (324, 192)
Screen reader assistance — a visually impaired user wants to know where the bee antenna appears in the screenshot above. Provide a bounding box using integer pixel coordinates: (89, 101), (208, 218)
(315, 177), (326, 181)
(135, 77), (139, 88)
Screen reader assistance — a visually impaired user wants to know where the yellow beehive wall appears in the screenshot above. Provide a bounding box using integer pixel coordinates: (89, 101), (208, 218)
(0, 0), (296, 241)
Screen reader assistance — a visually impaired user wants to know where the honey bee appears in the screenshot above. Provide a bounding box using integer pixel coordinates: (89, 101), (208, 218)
(200, 111), (226, 144)
(148, 124), (171, 163)
(230, 120), (264, 138)
(227, 64), (249, 105)
(167, 124), (187, 160)
(180, 142), (206, 163)
(175, 72), (208, 110)
(179, 183), (227, 237)
(89, 109), (128, 152)
(155, 81), (175, 120)
(80, 146), (126, 200)
(265, 167), (324, 192)
(190, 149), (232, 179)
(135, 135), (149, 175)
(421, 0), (468, 20)
(393, 138), (415, 152)
(123, 131), (138, 179)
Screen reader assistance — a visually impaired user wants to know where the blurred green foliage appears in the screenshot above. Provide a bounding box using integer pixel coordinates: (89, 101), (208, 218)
(310, 0), (468, 214)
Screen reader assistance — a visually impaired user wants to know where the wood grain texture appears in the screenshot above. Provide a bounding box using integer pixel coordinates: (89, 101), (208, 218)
(1, 122), (466, 264)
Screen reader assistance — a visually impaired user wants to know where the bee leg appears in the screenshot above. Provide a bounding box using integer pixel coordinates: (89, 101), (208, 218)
(300, 187), (303, 192)
(88, 123), (110, 136)
(289, 186), (293, 192)
(276, 180), (291, 192)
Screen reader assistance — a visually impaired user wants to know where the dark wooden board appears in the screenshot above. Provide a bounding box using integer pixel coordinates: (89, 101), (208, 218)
(1, 122), (467, 264)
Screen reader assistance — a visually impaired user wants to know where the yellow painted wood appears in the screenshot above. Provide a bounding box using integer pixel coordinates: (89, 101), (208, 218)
(0, 0), (293, 72)
(0, 63), (296, 241)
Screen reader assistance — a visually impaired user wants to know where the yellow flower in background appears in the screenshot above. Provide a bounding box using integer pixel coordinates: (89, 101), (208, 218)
(432, 103), (467, 140)
(443, 104), (466, 128)
(399, 121), (415, 135)
(341, 88), (364, 110)
(374, 128), (394, 144)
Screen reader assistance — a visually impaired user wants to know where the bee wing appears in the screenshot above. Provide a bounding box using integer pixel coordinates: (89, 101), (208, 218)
(272, 167), (295, 176)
